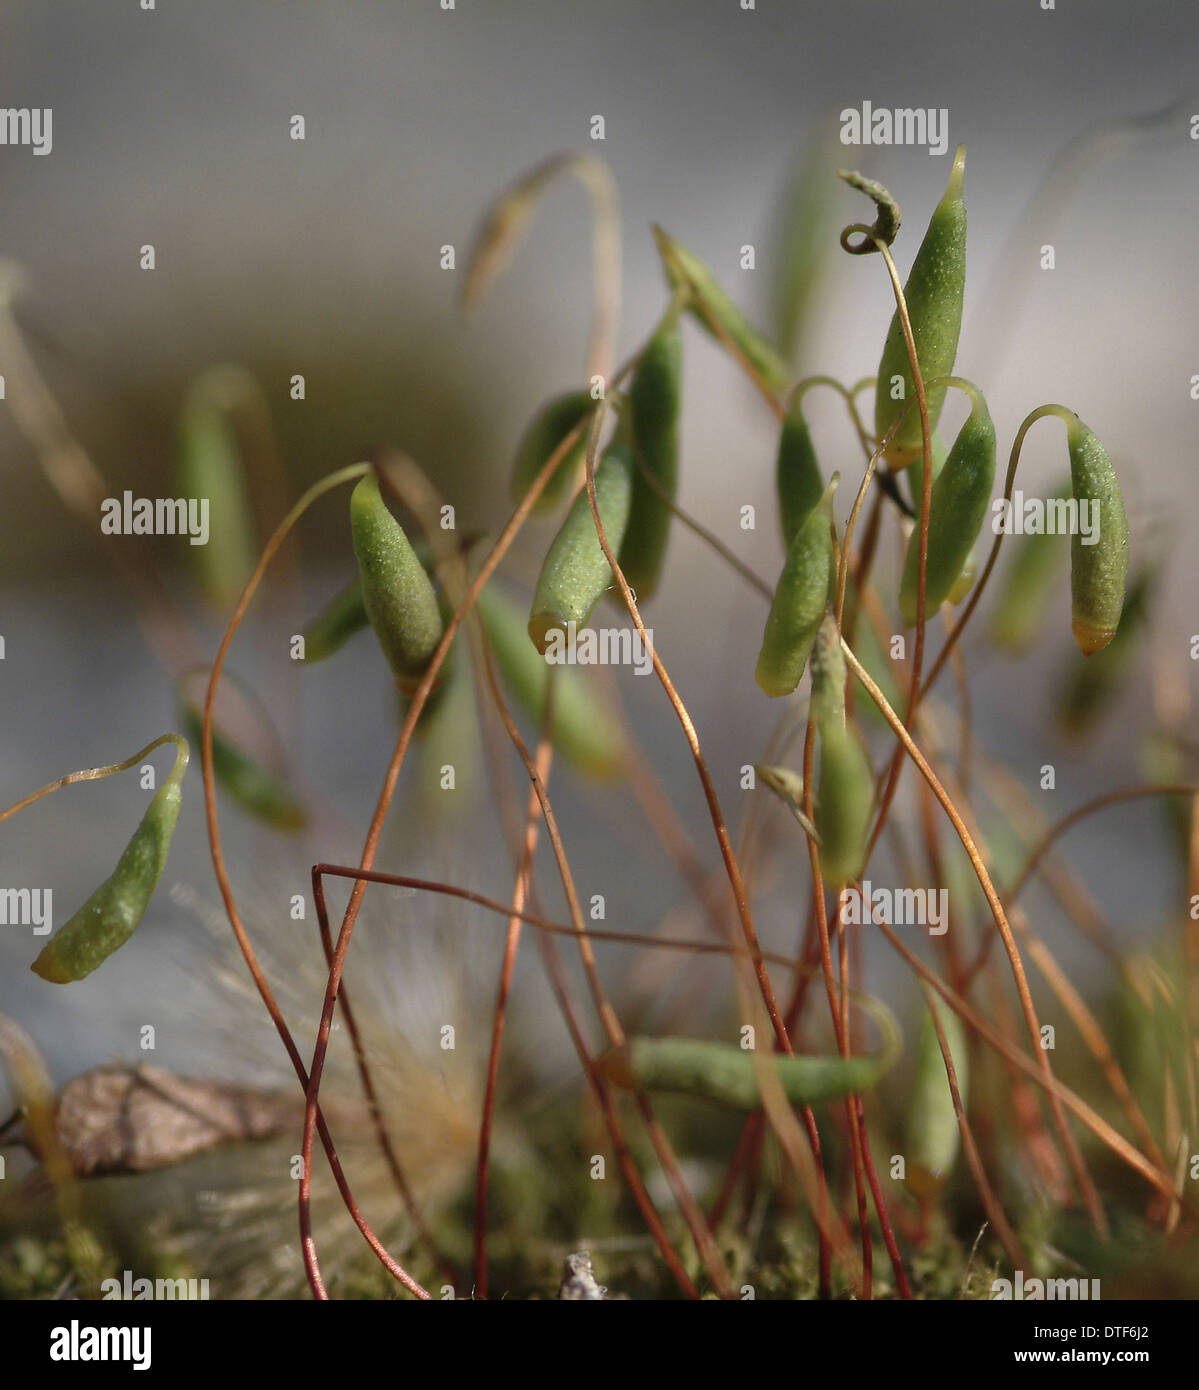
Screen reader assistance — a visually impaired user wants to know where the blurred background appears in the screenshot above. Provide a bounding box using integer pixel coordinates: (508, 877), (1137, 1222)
(0, 0), (1196, 1092)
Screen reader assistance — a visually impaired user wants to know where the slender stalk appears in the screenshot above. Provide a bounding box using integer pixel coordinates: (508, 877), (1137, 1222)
(843, 637), (1111, 1233)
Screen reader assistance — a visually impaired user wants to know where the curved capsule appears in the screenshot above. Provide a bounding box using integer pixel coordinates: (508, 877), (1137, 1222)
(301, 537), (440, 666)
(988, 484), (1069, 651)
(776, 389), (825, 551)
(652, 226), (790, 394)
(898, 383), (995, 625)
(31, 745), (189, 983)
(946, 550), (977, 605)
(509, 389), (595, 514)
(350, 471), (445, 692)
(596, 1025), (898, 1111)
(810, 613), (872, 884)
(905, 998), (969, 1199)
(528, 436), (634, 654)
(1066, 417), (1129, 655)
(775, 128), (838, 362)
(176, 375), (257, 608)
(755, 477), (836, 697)
(843, 610), (901, 734)
(814, 718), (873, 887)
(413, 659), (481, 817)
(903, 429), (948, 516)
(477, 582), (625, 778)
(874, 146), (967, 469)
(300, 581), (369, 663)
(181, 708), (306, 831)
(810, 611), (848, 729)
(620, 307), (682, 601)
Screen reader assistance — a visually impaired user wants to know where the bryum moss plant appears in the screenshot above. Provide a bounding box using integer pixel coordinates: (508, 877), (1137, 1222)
(0, 138), (1195, 1303)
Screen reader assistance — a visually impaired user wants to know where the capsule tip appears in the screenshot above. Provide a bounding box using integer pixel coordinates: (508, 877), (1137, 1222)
(30, 948), (73, 984)
(650, 225), (685, 286)
(905, 1163), (949, 1200)
(947, 144), (967, 200)
(754, 657), (799, 699)
(883, 440), (923, 471)
(1072, 617), (1117, 656)
(527, 611), (560, 656)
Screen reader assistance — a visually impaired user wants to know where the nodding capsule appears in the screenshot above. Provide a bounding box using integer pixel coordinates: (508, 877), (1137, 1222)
(476, 581), (625, 778)
(619, 304), (682, 602)
(905, 998), (969, 1200)
(1065, 417), (1129, 656)
(989, 482), (1069, 652)
(775, 388), (825, 553)
(874, 145), (967, 470)
(898, 380), (995, 626)
(652, 225), (790, 395)
(755, 477), (837, 698)
(350, 470), (445, 693)
(31, 740), (189, 984)
(176, 368), (258, 609)
(509, 389), (596, 515)
(597, 1025), (898, 1110)
(528, 433), (635, 655)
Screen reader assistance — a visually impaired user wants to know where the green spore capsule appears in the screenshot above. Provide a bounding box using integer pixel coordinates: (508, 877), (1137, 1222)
(619, 306), (682, 601)
(755, 476), (837, 697)
(176, 373), (258, 609)
(652, 226), (790, 394)
(946, 550), (977, 605)
(814, 718), (873, 887)
(597, 1014), (899, 1111)
(775, 130), (837, 363)
(905, 997), (970, 1199)
(810, 612), (848, 729)
(300, 537), (441, 666)
(414, 660), (482, 817)
(874, 146), (967, 469)
(1056, 562), (1155, 735)
(509, 389), (595, 514)
(477, 582), (625, 778)
(898, 381), (995, 626)
(811, 616), (873, 887)
(31, 742), (189, 984)
(1065, 417), (1129, 656)
(350, 471), (445, 692)
(989, 484), (1069, 651)
(300, 581), (369, 663)
(528, 436), (634, 654)
(843, 610), (901, 734)
(181, 708), (306, 831)
(903, 429), (948, 516)
(776, 387), (825, 551)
